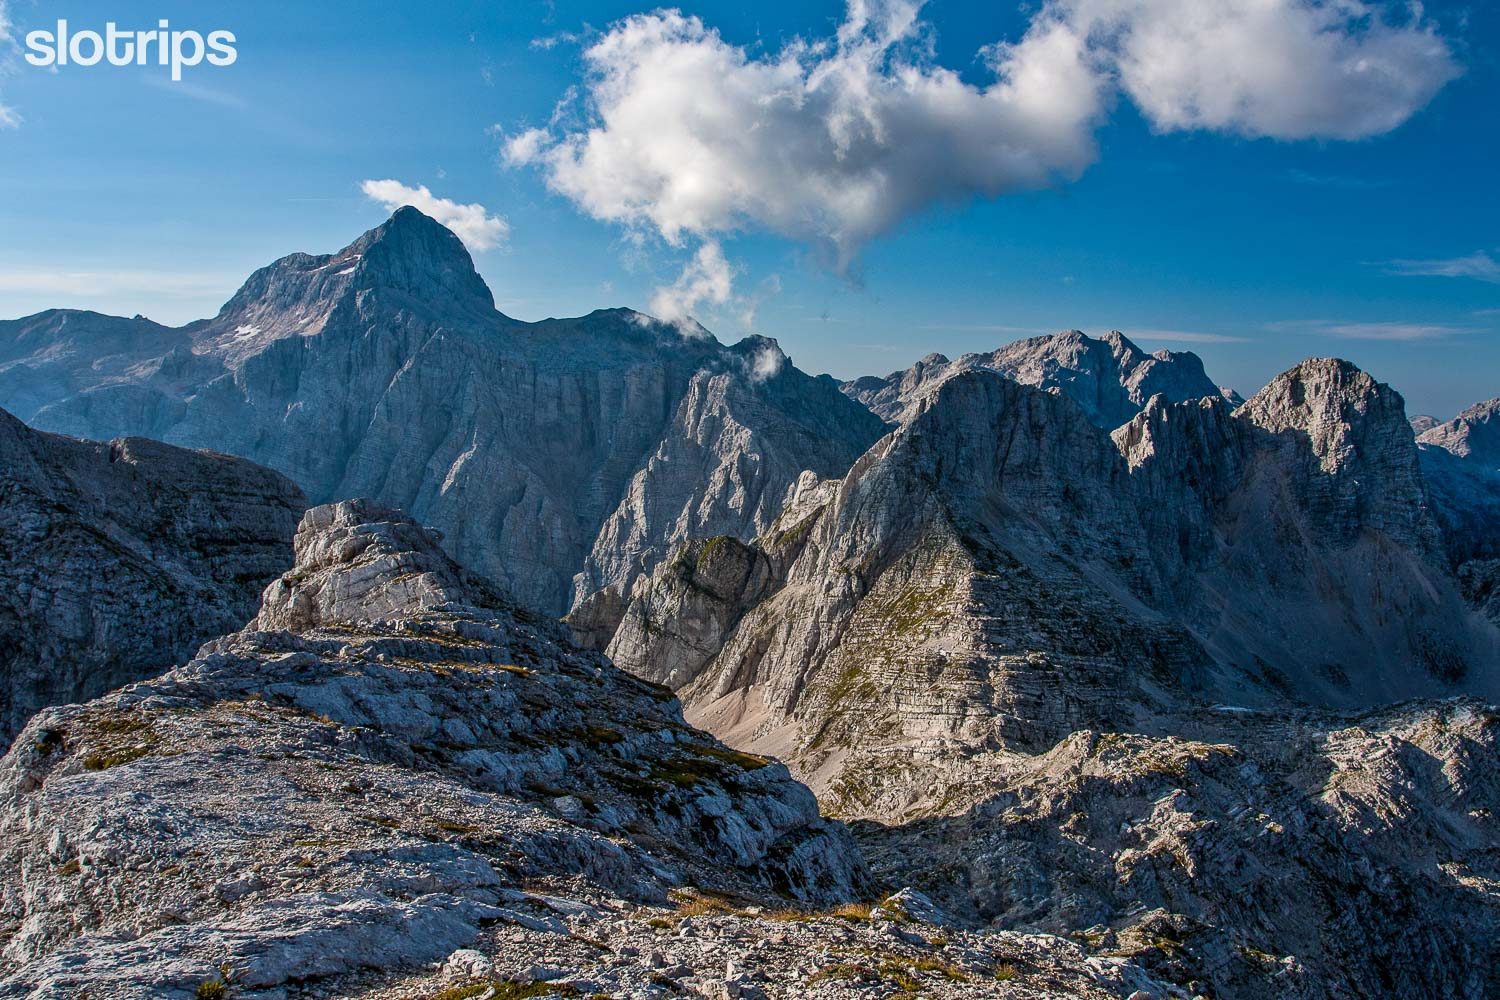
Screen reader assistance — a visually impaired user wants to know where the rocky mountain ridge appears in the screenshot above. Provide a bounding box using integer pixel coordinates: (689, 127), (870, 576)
(840, 330), (1230, 428)
(0, 209), (885, 617)
(0, 500), (874, 999)
(0, 404), (304, 749)
(1415, 397), (1500, 624)
(599, 358), (1499, 813)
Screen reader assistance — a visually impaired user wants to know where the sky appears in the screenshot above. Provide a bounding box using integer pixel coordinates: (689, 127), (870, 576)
(0, 0), (1496, 417)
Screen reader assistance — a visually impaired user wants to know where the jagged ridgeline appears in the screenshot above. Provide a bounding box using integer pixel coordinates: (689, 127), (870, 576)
(0, 500), (872, 998)
(0, 208), (887, 617)
(0, 407), (305, 749)
(3, 209), (1500, 1000)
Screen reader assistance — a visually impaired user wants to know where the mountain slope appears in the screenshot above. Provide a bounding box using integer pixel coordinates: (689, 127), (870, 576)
(0, 405), (304, 748)
(0, 499), (869, 999)
(608, 360), (1499, 816)
(841, 329), (1228, 428)
(1, 209), (883, 615)
(1416, 398), (1500, 625)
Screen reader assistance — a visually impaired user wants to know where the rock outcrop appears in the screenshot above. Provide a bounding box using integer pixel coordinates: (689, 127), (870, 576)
(571, 338), (886, 607)
(609, 360), (1499, 817)
(857, 698), (1500, 1000)
(1, 209), (883, 616)
(598, 363), (1500, 1000)
(1420, 398), (1500, 468)
(0, 500), (871, 999)
(0, 406), (304, 748)
(1415, 399), (1500, 624)
(841, 330), (1228, 428)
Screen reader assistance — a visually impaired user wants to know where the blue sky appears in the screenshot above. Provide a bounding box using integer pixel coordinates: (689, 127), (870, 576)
(0, 0), (1496, 416)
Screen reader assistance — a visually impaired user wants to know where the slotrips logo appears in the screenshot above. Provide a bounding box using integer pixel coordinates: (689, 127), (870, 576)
(25, 20), (237, 82)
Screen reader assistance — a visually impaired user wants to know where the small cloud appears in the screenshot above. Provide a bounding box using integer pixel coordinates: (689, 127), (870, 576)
(1286, 169), (1392, 190)
(531, 30), (586, 51)
(649, 240), (734, 332)
(746, 342), (786, 383)
(920, 323), (1051, 336)
(1385, 251), (1500, 284)
(359, 179), (509, 251)
(1270, 319), (1475, 342)
(1128, 329), (1251, 344)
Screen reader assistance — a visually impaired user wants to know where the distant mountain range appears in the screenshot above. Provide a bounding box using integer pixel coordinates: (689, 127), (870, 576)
(0, 208), (885, 616)
(2, 209), (1499, 999)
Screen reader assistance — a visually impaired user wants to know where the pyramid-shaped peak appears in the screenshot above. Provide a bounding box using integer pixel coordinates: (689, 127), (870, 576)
(345, 208), (495, 310)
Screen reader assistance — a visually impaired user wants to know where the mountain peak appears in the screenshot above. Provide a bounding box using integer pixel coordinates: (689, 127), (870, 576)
(254, 499), (504, 632)
(346, 208), (495, 310)
(1419, 396), (1500, 467)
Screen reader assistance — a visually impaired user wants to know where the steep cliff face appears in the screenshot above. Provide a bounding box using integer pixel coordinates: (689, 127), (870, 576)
(1416, 399), (1500, 615)
(571, 338), (886, 607)
(3, 210), (881, 616)
(1421, 398), (1500, 467)
(0, 500), (869, 999)
(1123, 359), (1488, 704)
(611, 361), (1499, 817)
(841, 330), (1228, 428)
(0, 406), (305, 749)
(612, 372), (1214, 815)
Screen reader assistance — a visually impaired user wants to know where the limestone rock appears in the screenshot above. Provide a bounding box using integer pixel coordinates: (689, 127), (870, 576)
(3, 210), (881, 617)
(613, 362), (1499, 818)
(0, 501), (869, 998)
(572, 342), (886, 609)
(841, 330), (1226, 428)
(0, 405), (304, 748)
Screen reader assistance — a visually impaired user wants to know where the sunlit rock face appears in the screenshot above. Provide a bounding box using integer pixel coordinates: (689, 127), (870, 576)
(0, 499), (870, 999)
(1, 209), (885, 617)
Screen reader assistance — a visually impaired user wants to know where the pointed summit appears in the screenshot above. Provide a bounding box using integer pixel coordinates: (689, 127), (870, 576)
(347, 207), (495, 311)
(199, 208), (495, 363)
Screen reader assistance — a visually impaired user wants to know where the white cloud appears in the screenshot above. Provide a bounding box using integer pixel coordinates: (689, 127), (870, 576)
(746, 341), (787, 383)
(649, 240), (734, 330)
(1048, 0), (1458, 140)
(1272, 319), (1475, 342)
(505, 1), (1106, 270)
(359, 179), (510, 251)
(1127, 328), (1251, 344)
(1386, 251), (1500, 284)
(506, 0), (1458, 273)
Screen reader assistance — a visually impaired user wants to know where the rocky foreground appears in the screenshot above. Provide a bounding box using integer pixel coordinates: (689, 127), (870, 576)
(0, 500), (1190, 1000)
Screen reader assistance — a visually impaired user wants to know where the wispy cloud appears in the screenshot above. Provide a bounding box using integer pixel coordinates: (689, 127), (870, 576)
(649, 240), (734, 331)
(359, 179), (509, 251)
(1128, 328), (1251, 344)
(1286, 169), (1392, 190)
(1270, 319), (1478, 342)
(142, 75), (249, 110)
(531, 30), (587, 51)
(0, 0), (20, 128)
(0, 269), (240, 298)
(920, 323), (1052, 336)
(1385, 251), (1500, 284)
